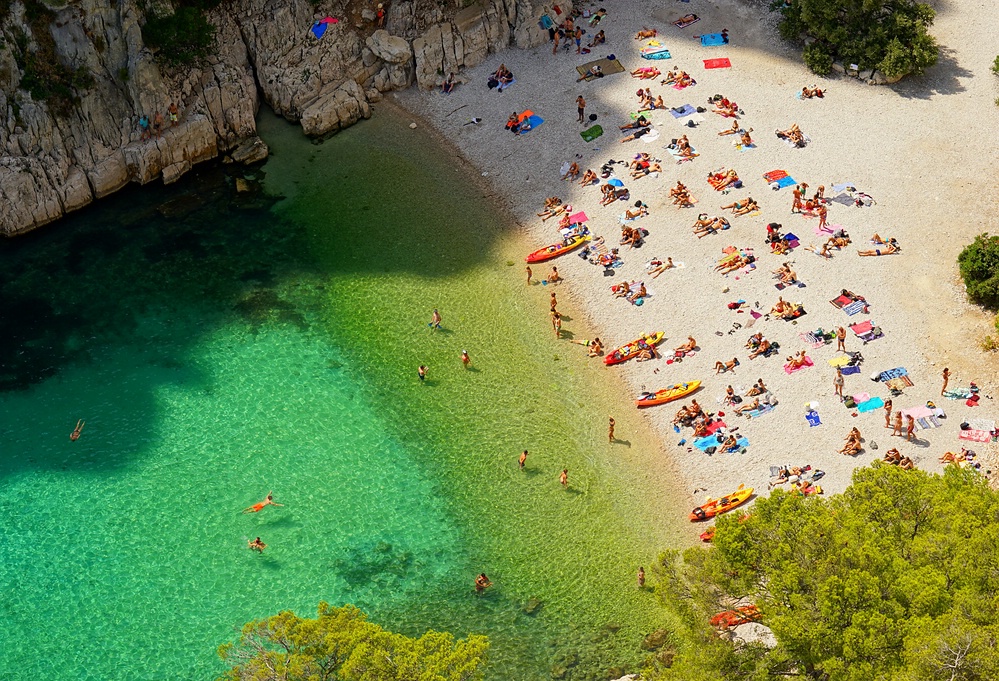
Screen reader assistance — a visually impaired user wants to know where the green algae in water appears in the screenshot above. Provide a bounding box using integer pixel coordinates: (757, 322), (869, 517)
(0, 109), (686, 680)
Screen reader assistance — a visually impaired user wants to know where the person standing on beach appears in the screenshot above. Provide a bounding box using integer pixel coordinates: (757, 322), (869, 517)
(883, 399), (893, 428)
(552, 28), (561, 55)
(817, 203), (829, 230)
(576, 95), (586, 124)
(560, 469), (568, 487)
(418, 365), (428, 381)
(550, 291), (558, 312)
(892, 411), (903, 437)
(906, 415), (916, 442)
(834, 368), (845, 400)
(526, 265), (533, 286)
(552, 311), (562, 338)
(608, 417), (616, 443)
(519, 450), (528, 469)
(430, 308), (442, 331)
(941, 367), (950, 395)
(637, 566), (646, 588)
(574, 26), (584, 54)
(791, 185), (803, 213)
(462, 350), (471, 368)
(836, 326), (846, 352)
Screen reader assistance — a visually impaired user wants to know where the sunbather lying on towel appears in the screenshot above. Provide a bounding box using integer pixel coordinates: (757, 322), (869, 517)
(714, 357), (739, 373)
(734, 397), (760, 415)
(631, 67), (661, 80)
(537, 197), (565, 219)
(621, 117), (651, 131)
(858, 239), (899, 256)
(717, 253), (753, 273)
(624, 202), (648, 219)
(786, 351), (809, 370)
(826, 235), (851, 249)
(721, 197), (758, 215)
(693, 216), (728, 238)
(800, 86), (825, 99)
(804, 242), (832, 258)
(708, 169), (739, 190)
(601, 185), (629, 205)
(635, 27), (657, 39)
(576, 65), (603, 82)
(713, 99), (739, 117)
(632, 161), (661, 179)
(620, 127), (653, 143)
(674, 336), (697, 354)
(674, 14), (699, 28)
(649, 257), (674, 277)
(776, 123), (807, 147)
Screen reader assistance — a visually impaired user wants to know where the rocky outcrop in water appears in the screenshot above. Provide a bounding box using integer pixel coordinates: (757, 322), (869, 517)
(0, 0), (555, 235)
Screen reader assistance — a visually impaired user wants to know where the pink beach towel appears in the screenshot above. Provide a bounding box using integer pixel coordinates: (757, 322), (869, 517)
(850, 320), (873, 335)
(706, 419), (727, 434)
(784, 357), (814, 374)
(569, 211), (588, 224)
(959, 429), (991, 443)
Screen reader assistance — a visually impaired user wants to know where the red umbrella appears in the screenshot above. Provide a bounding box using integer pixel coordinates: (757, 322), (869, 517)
(320, 16), (338, 23)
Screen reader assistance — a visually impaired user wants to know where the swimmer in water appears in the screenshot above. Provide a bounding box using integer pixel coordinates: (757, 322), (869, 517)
(519, 450), (528, 469)
(462, 350), (471, 368)
(430, 308), (442, 331)
(475, 573), (492, 592)
(560, 469), (568, 487)
(248, 537), (266, 553)
(70, 419), (85, 441)
(243, 492), (283, 514)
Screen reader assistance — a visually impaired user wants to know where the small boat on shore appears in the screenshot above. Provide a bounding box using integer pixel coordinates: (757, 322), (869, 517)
(525, 233), (590, 263)
(604, 331), (664, 366)
(689, 485), (753, 521)
(635, 380), (701, 407)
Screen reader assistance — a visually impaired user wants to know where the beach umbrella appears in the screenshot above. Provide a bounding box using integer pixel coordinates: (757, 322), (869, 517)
(320, 16), (339, 23)
(608, 178), (624, 187)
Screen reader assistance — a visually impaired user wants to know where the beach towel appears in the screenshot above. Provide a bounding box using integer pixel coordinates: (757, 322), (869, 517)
(830, 194), (856, 206)
(806, 410), (821, 427)
(576, 57), (625, 80)
(830, 294), (851, 309)
(852, 392), (871, 404)
(763, 169), (789, 182)
(850, 320), (874, 335)
(959, 429), (991, 443)
(878, 367), (908, 381)
(842, 300), (866, 316)
(676, 113), (705, 126)
(497, 78), (516, 91)
(568, 211), (588, 225)
(700, 33), (727, 46)
(518, 114), (544, 133)
(641, 48), (672, 60)
(884, 376), (914, 391)
(943, 388), (973, 400)
(773, 176), (797, 189)
(703, 58), (731, 69)
(735, 143), (756, 152)
(670, 104), (697, 119)
(901, 406), (934, 420)
(967, 418), (995, 432)
(832, 182), (857, 193)
(640, 128), (661, 143)
(841, 365), (862, 376)
(799, 332), (824, 349)
(828, 355), (851, 367)
(747, 403), (776, 418)
(673, 15), (700, 28)
(857, 396), (884, 413)
(580, 125), (603, 142)
(672, 81), (695, 90)
(705, 419), (727, 434)
(813, 223), (835, 236)
(694, 434), (749, 452)
(784, 357), (814, 374)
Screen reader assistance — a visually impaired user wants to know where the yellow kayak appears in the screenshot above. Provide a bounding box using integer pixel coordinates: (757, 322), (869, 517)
(636, 380), (701, 407)
(690, 485), (753, 521)
(526, 234), (590, 263)
(604, 331), (664, 365)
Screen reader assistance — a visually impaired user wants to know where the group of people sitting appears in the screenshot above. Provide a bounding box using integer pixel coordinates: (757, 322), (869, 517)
(746, 332), (780, 360)
(669, 180), (694, 207)
(504, 111), (533, 134)
(612, 280), (648, 303)
(883, 448), (915, 470)
(570, 336), (603, 357)
(708, 168), (740, 190)
(668, 134), (699, 160)
(638, 92), (665, 112)
(600, 183), (630, 205)
(839, 427), (863, 456)
(488, 64), (514, 90)
(709, 95), (739, 118)
(776, 122), (807, 147)
(769, 465), (821, 490)
(619, 224), (645, 248)
(691, 214), (730, 238)
(770, 296), (803, 320)
(773, 261), (798, 285)
(672, 399), (706, 427)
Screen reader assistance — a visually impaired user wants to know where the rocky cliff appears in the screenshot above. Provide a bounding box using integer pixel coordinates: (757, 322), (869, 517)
(0, 0), (555, 235)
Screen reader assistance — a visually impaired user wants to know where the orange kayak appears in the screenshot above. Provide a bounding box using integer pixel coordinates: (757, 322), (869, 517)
(710, 605), (761, 629)
(525, 233), (589, 263)
(636, 380), (701, 407)
(604, 331), (664, 366)
(689, 485), (753, 521)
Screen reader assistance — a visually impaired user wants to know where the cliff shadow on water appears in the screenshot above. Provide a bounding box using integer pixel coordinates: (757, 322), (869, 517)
(0, 106), (509, 479)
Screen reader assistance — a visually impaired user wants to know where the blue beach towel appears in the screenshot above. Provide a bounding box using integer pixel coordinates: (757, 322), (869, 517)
(701, 33), (727, 46)
(670, 104), (696, 119)
(842, 300), (866, 316)
(518, 115), (543, 133)
(539, 14), (554, 29)
(856, 396), (884, 413)
(773, 176), (797, 189)
(498, 78), (516, 91)
(641, 49), (672, 60)
(878, 367), (908, 382)
(311, 22), (328, 39)
(694, 435), (749, 452)
(806, 410), (821, 427)
(841, 365), (861, 376)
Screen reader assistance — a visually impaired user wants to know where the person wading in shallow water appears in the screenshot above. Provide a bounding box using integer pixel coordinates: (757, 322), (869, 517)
(418, 365), (428, 381)
(475, 573), (492, 592)
(560, 469), (568, 487)
(608, 417), (616, 443)
(519, 450), (528, 469)
(248, 537), (266, 553)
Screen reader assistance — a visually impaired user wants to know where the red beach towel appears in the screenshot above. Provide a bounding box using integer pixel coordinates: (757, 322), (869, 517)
(703, 58), (731, 69)
(763, 169), (788, 182)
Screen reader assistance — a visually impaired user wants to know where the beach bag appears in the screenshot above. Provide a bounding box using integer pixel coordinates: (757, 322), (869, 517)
(487, 77), (498, 89)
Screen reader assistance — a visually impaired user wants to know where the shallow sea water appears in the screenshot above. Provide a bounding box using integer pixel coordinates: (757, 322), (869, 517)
(0, 109), (686, 680)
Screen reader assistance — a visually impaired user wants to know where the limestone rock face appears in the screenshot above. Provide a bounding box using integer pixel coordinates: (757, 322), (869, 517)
(0, 0), (557, 234)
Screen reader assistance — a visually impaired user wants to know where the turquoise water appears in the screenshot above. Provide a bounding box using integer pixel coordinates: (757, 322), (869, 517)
(0, 109), (686, 680)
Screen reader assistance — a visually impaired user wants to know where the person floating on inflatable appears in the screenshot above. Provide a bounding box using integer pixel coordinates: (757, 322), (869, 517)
(243, 492), (283, 514)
